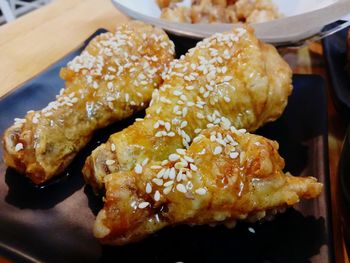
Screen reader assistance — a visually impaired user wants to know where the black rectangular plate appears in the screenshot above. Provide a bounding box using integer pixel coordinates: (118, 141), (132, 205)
(323, 22), (350, 120)
(0, 30), (334, 263)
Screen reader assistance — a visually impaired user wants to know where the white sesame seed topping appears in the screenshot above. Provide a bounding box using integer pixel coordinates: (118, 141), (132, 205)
(154, 191), (161, 201)
(142, 158), (149, 166)
(176, 184), (187, 193)
(110, 143), (116, 152)
(146, 183), (152, 194)
(138, 202), (150, 209)
(195, 188), (207, 195)
(152, 178), (164, 186)
(248, 227), (256, 234)
(198, 149), (206, 155)
(169, 153), (180, 161)
(165, 122), (171, 131)
(134, 164), (143, 174)
(213, 146), (223, 155)
(184, 156), (194, 163)
(176, 148), (186, 155)
(223, 76), (233, 82)
(105, 160), (115, 165)
(196, 113), (204, 119)
(190, 163), (198, 171)
(15, 143), (24, 152)
(164, 180), (174, 187)
(194, 128), (202, 134)
(230, 151), (239, 159)
(163, 186), (173, 195)
(157, 168), (166, 178)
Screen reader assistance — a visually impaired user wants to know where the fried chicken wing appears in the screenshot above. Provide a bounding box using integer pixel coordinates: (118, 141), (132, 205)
(2, 22), (174, 184)
(93, 125), (322, 245)
(83, 26), (292, 191)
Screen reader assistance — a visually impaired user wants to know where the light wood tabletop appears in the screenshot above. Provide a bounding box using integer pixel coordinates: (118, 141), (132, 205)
(0, 0), (348, 262)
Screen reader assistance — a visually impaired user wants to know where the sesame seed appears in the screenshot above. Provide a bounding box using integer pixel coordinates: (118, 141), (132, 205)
(176, 184), (187, 193)
(169, 153), (180, 161)
(154, 191), (161, 201)
(196, 113), (204, 119)
(157, 169), (165, 178)
(146, 183), (152, 194)
(138, 202), (150, 209)
(176, 148), (186, 155)
(213, 146), (223, 155)
(180, 121), (188, 129)
(106, 160), (115, 165)
(176, 171), (183, 182)
(164, 180), (174, 187)
(223, 76), (233, 82)
(184, 156), (194, 163)
(15, 143), (24, 152)
(110, 143), (116, 152)
(163, 168), (170, 179)
(194, 128), (202, 134)
(230, 151), (239, 159)
(198, 149), (206, 155)
(165, 122), (171, 131)
(174, 161), (187, 169)
(248, 227), (256, 234)
(151, 165), (162, 170)
(152, 178), (163, 186)
(195, 188), (207, 195)
(134, 164), (143, 174)
(163, 186), (172, 195)
(32, 117), (39, 124)
(190, 163), (198, 171)
(155, 131), (163, 137)
(142, 158), (149, 166)
(173, 90), (182, 96)
(168, 132), (175, 137)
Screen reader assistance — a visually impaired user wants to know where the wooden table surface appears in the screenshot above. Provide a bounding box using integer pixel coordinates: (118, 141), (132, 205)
(0, 0), (348, 262)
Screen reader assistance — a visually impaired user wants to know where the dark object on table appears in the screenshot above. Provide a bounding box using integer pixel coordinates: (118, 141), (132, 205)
(0, 29), (334, 262)
(323, 22), (350, 120)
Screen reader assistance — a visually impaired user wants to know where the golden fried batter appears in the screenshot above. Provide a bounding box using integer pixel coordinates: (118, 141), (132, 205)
(94, 125), (322, 245)
(2, 22), (174, 184)
(159, 0), (280, 24)
(83, 26), (292, 191)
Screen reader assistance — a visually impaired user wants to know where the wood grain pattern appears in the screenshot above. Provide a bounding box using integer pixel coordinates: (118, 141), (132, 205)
(0, 0), (348, 262)
(0, 0), (127, 98)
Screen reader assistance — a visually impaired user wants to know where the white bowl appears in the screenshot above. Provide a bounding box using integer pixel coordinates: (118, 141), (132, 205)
(112, 0), (350, 45)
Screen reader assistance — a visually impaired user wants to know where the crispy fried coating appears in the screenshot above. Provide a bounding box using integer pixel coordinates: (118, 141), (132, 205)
(93, 125), (322, 245)
(2, 22), (174, 184)
(83, 26), (292, 191)
(159, 0), (280, 23)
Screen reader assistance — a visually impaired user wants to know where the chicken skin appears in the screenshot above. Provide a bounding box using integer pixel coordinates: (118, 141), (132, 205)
(93, 125), (322, 245)
(83, 26), (292, 191)
(2, 22), (174, 184)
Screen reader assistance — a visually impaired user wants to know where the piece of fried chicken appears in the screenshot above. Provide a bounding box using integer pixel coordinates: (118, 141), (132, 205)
(83, 26), (292, 191)
(93, 125), (322, 245)
(2, 22), (174, 184)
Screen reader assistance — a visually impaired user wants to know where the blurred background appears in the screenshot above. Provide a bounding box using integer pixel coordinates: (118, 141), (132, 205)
(0, 0), (52, 24)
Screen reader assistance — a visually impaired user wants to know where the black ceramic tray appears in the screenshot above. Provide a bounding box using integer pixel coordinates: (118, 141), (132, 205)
(0, 30), (334, 263)
(323, 22), (350, 120)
